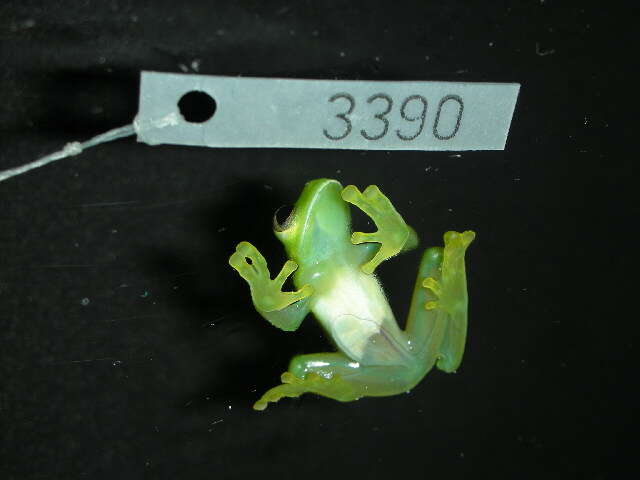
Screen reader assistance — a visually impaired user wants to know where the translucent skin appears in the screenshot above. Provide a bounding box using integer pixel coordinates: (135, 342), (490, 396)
(229, 179), (475, 410)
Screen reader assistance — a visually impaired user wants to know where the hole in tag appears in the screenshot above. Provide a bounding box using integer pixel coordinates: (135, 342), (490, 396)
(178, 90), (217, 123)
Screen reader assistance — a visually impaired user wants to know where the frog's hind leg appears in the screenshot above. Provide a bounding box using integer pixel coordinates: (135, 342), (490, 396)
(253, 353), (416, 411)
(404, 230), (475, 374)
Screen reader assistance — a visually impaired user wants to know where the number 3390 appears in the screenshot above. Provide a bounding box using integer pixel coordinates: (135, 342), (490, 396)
(322, 93), (464, 142)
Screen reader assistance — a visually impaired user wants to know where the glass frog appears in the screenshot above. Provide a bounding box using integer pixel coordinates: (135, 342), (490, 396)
(229, 179), (475, 410)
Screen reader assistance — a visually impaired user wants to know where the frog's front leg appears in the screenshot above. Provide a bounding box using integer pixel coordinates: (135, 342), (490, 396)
(253, 353), (418, 410)
(341, 184), (418, 274)
(229, 241), (313, 331)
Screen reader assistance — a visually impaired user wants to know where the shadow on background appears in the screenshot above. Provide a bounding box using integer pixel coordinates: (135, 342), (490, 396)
(18, 68), (140, 134)
(140, 179), (330, 409)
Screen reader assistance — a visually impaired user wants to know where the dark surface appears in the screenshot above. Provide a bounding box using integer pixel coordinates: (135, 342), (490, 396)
(0, 1), (633, 479)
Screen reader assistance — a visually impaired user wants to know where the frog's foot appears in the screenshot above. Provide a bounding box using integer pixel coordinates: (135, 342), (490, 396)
(253, 372), (361, 411)
(229, 241), (312, 312)
(442, 230), (476, 267)
(422, 230), (475, 313)
(341, 184), (418, 274)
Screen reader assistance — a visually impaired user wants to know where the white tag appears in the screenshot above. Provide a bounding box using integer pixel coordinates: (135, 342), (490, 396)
(137, 72), (520, 151)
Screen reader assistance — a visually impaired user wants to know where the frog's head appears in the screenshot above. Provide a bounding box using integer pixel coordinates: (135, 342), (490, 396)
(274, 178), (351, 265)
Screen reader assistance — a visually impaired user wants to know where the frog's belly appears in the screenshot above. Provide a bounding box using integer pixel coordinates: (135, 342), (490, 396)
(312, 269), (397, 363)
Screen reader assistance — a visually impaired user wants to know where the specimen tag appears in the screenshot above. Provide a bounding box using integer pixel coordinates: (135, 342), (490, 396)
(136, 72), (520, 151)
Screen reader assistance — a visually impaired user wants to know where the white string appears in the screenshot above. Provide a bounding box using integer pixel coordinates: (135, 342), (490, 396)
(0, 123), (136, 183)
(0, 111), (181, 184)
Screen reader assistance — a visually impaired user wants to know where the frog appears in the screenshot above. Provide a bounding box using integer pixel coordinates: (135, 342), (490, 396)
(229, 179), (475, 410)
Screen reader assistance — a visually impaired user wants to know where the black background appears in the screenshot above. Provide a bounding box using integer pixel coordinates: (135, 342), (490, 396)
(0, 1), (634, 479)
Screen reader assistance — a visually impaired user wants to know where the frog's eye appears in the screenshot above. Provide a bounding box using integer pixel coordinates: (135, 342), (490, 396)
(273, 205), (295, 231)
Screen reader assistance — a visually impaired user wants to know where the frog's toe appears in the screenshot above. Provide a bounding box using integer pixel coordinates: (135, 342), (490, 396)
(252, 372), (307, 411)
(281, 284), (314, 306)
(444, 230), (476, 249)
(340, 184), (362, 204)
(273, 259), (299, 287)
(351, 231), (377, 245)
(422, 277), (442, 297)
(296, 284), (314, 299)
(461, 230), (476, 245)
(233, 241), (268, 271)
(361, 245), (398, 274)
(229, 250), (257, 280)
(341, 185), (380, 218)
(362, 185), (381, 198)
(425, 300), (439, 311)
(362, 184), (393, 211)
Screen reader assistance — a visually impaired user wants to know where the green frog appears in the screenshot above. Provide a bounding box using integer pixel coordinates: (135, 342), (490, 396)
(229, 179), (475, 410)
